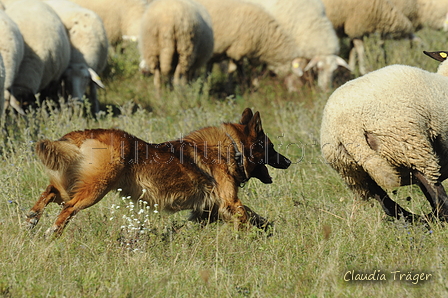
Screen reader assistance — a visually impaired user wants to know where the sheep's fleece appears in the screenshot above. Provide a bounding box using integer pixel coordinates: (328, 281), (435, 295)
(320, 51), (448, 220)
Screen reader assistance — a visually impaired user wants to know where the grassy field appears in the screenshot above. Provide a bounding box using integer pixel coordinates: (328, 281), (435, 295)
(1, 28), (448, 297)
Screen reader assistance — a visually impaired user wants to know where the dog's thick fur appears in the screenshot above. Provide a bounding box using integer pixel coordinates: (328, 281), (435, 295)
(27, 108), (291, 236)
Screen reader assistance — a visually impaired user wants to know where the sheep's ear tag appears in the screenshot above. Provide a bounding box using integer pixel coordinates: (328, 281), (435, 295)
(423, 51), (448, 62)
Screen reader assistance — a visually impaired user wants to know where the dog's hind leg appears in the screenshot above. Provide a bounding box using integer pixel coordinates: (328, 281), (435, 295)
(45, 180), (112, 237)
(189, 204), (220, 226)
(26, 184), (63, 229)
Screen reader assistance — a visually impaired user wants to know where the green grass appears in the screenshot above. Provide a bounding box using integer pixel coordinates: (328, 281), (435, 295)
(1, 28), (448, 297)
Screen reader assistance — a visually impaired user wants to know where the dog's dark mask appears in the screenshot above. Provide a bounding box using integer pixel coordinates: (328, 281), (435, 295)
(240, 108), (291, 184)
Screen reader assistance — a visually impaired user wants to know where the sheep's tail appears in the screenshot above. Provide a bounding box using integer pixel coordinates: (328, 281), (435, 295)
(36, 139), (81, 172)
(341, 131), (400, 190)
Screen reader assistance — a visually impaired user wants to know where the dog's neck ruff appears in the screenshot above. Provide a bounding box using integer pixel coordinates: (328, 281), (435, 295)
(225, 132), (248, 186)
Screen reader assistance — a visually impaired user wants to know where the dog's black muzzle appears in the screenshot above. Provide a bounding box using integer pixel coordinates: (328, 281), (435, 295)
(268, 153), (291, 169)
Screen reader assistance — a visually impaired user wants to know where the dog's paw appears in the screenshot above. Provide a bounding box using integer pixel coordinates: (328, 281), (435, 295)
(44, 225), (60, 238)
(25, 211), (39, 229)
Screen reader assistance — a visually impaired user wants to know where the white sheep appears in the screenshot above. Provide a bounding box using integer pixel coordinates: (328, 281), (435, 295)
(0, 8), (24, 115)
(415, 0), (448, 31)
(389, 0), (420, 29)
(320, 50), (448, 221)
(321, 0), (414, 75)
(244, 0), (350, 91)
(138, 0), (214, 91)
(390, 0), (448, 31)
(5, 0), (71, 112)
(196, 0), (307, 90)
(70, 0), (148, 45)
(44, 0), (108, 114)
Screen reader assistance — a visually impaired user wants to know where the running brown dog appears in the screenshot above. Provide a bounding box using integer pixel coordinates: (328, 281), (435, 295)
(27, 108), (291, 236)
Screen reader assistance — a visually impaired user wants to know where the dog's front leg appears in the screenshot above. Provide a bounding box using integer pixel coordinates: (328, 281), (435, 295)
(218, 199), (249, 229)
(218, 197), (272, 231)
(243, 205), (273, 232)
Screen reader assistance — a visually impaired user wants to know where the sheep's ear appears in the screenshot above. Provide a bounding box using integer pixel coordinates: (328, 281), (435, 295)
(304, 57), (319, 72)
(240, 108), (253, 125)
(88, 68), (105, 89)
(336, 56), (352, 71)
(423, 51), (448, 62)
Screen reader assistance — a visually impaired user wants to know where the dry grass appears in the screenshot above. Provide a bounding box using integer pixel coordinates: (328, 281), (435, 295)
(1, 28), (448, 297)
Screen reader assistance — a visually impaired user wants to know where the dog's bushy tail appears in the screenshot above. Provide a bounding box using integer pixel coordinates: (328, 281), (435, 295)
(36, 139), (81, 172)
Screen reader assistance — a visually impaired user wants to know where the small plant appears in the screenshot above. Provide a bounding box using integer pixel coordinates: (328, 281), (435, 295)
(109, 189), (160, 251)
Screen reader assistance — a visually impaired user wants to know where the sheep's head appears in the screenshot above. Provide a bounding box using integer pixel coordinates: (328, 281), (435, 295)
(62, 64), (104, 100)
(286, 56), (351, 92)
(423, 50), (448, 77)
(303, 55), (351, 91)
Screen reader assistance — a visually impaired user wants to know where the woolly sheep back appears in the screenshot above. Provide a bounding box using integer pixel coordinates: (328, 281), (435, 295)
(45, 0), (108, 72)
(322, 0), (414, 38)
(70, 0), (148, 45)
(44, 0), (109, 113)
(244, 0), (349, 90)
(322, 0), (414, 74)
(196, 0), (299, 77)
(416, 0), (448, 30)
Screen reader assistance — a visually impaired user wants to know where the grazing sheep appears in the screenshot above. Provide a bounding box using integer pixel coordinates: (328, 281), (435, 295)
(70, 0), (148, 45)
(44, 0), (109, 114)
(0, 8), (24, 115)
(138, 0), (214, 91)
(196, 0), (305, 90)
(320, 50), (448, 221)
(245, 0), (350, 91)
(321, 0), (414, 75)
(5, 0), (71, 111)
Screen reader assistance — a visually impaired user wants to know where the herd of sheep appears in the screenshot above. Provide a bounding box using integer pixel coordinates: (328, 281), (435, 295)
(1, 0), (447, 117)
(1, 0), (448, 223)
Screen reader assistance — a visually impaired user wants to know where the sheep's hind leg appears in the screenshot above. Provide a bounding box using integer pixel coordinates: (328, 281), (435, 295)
(367, 177), (417, 222)
(413, 171), (448, 221)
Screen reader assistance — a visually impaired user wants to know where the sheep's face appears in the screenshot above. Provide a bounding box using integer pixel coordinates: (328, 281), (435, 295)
(62, 64), (91, 101)
(304, 55), (351, 91)
(62, 64), (104, 101)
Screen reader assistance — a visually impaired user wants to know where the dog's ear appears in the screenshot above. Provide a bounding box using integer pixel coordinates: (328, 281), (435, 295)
(248, 111), (263, 135)
(240, 108), (253, 125)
